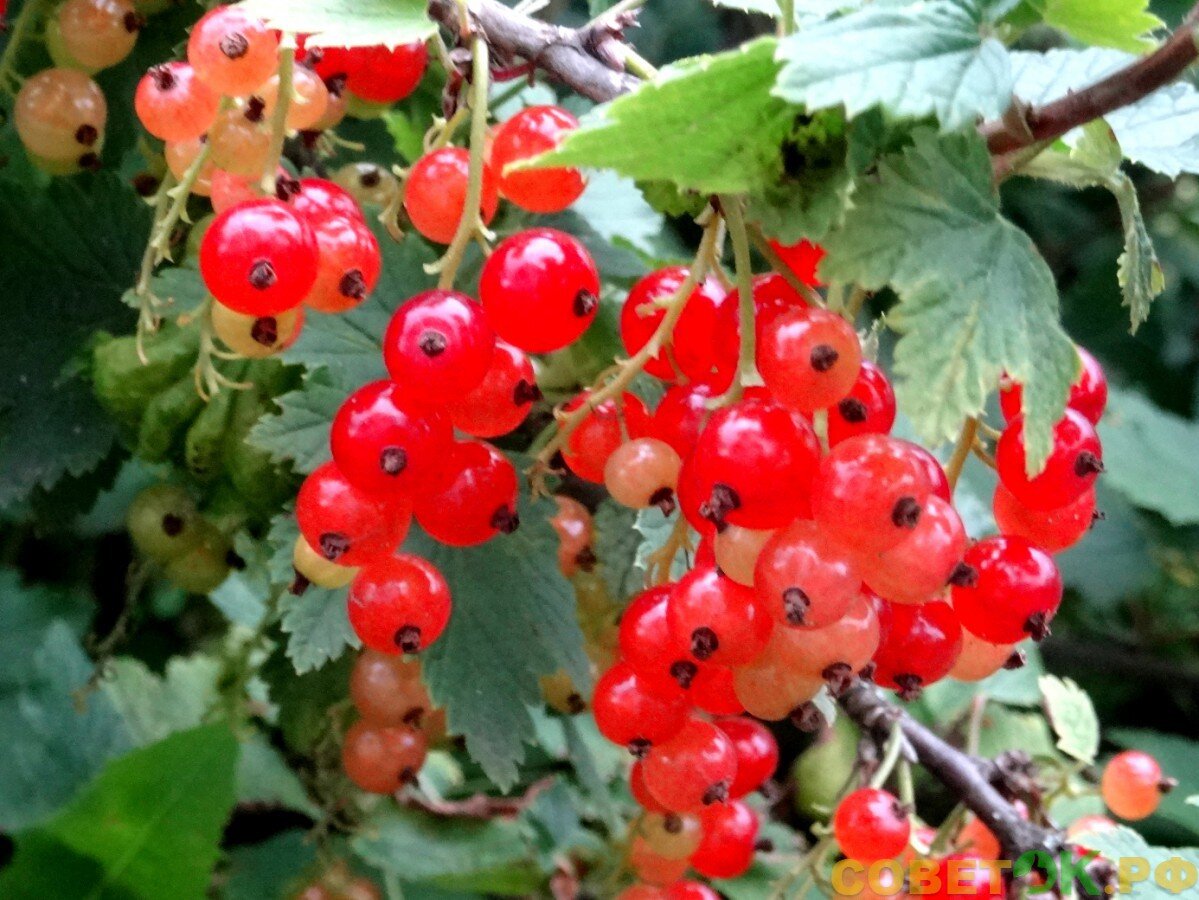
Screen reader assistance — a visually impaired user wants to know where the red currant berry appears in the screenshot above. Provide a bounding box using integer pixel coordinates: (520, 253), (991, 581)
(549, 495), (593, 577)
(187, 5), (278, 97)
(732, 640), (823, 721)
(593, 661), (689, 754)
(383, 290), (496, 404)
(561, 391), (652, 484)
(342, 42), (427, 103)
(296, 461), (408, 567)
(713, 524), (773, 587)
(746, 273), (809, 338)
(605, 438), (682, 513)
(871, 599), (962, 699)
(637, 812), (703, 861)
(403, 147), (499, 245)
(447, 341), (538, 438)
(754, 520), (861, 628)
(685, 396), (821, 530)
(668, 567), (772, 666)
(350, 650), (422, 720)
(861, 495), (967, 605)
(927, 856), (1005, 900)
(619, 586), (696, 697)
(1101, 751), (1170, 820)
(347, 554), (452, 654)
(772, 589), (882, 687)
(629, 839), (689, 886)
(833, 787), (911, 862)
(767, 239), (825, 287)
(949, 629), (1020, 683)
(341, 719), (427, 794)
(135, 62), (218, 142)
(950, 535), (1063, 644)
(14, 68), (107, 166)
(813, 434), (937, 554)
(715, 717), (778, 799)
(52, 0), (141, 73)
(200, 199), (319, 316)
(631, 759), (668, 813)
(992, 484), (1097, 553)
(479, 228), (599, 352)
(413, 440), (519, 546)
(651, 381), (719, 458)
(758, 307), (862, 413)
(305, 217), (381, 313)
(330, 380), (452, 497)
(995, 409), (1103, 511)
(642, 717), (738, 812)
(1001, 346), (1107, 426)
(690, 664), (744, 716)
(828, 360), (897, 446)
(667, 883), (720, 900)
(621, 268), (735, 384)
(910, 443), (953, 503)
(490, 105), (585, 213)
(291, 176), (363, 224)
(690, 799), (758, 879)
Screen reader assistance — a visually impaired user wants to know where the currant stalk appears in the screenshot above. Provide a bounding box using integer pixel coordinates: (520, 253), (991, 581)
(710, 195), (756, 407)
(944, 416), (980, 493)
(260, 37), (295, 194)
(746, 223), (823, 307)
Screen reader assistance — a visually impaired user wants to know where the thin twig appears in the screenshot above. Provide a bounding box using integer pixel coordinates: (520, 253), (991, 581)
(944, 417), (980, 493)
(710, 195), (757, 406)
(261, 39), (295, 193)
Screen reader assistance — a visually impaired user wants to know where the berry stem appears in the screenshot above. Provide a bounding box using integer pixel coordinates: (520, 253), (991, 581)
(430, 35), (491, 290)
(746, 223), (825, 308)
(867, 721), (905, 789)
(0, 0), (48, 96)
(777, 0), (795, 37)
(944, 416), (980, 494)
(261, 38), (295, 194)
(709, 195), (758, 407)
(644, 512), (693, 587)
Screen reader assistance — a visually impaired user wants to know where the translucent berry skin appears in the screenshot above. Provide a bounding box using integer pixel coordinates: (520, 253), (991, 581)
(490, 105), (585, 213)
(200, 199), (320, 316)
(685, 397), (821, 530)
(828, 361), (897, 447)
(690, 800), (758, 879)
(629, 839), (689, 886)
(833, 788), (911, 862)
(745, 273), (809, 338)
(621, 268), (735, 384)
(304, 218), (381, 313)
(53, 0), (140, 72)
(593, 661), (689, 752)
(479, 228), (599, 352)
(949, 629), (1017, 682)
(343, 42), (427, 103)
(758, 307), (862, 413)
(713, 525), (773, 587)
(257, 65), (329, 130)
(341, 719), (427, 794)
(993, 484), (1096, 553)
(211, 168), (276, 214)
(631, 759), (669, 813)
(768, 239), (825, 287)
(14, 68), (106, 162)
(550, 495), (593, 577)
(1001, 346), (1107, 426)
(668, 567), (772, 667)
(861, 495), (967, 605)
(447, 341), (537, 438)
(732, 648), (823, 721)
(813, 434), (937, 554)
(715, 717), (778, 799)
(187, 5), (279, 97)
(347, 554), (452, 655)
(995, 409), (1103, 511)
(207, 105), (271, 177)
(669, 884), (720, 900)
(691, 665), (743, 716)
(349, 649), (430, 725)
(951, 535), (1063, 644)
(382, 290), (496, 404)
(135, 62), (218, 141)
(639, 812), (703, 860)
(754, 520), (861, 628)
(619, 586), (696, 698)
(871, 600), (962, 699)
(561, 391), (652, 484)
(605, 438), (682, 511)
(296, 461), (408, 567)
(404, 147), (499, 244)
(772, 589), (881, 682)
(210, 301), (303, 358)
(413, 440), (519, 547)
(642, 717), (739, 813)
(652, 381), (720, 458)
(293, 535), (356, 589)
(165, 136), (214, 195)
(292, 177), (363, 224)
(910, 444), (953, 503)
(330, 380), (453, 497)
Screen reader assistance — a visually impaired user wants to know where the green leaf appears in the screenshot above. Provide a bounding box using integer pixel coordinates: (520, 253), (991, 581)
(534, 39), (796, 195)
(1083, 827), (1199, 898)
(0, 724), (238, 900)
(261, 644), (356, 754)
(821, 130), (1077, 470)
(239, 0), (434, 47)
(710, 0), (780, 15)
(410, 491), (591, 790)
(975, 705), (1058, 761)
(633, 506), (692, 582)
(248, 380), (341, 475)
(1109, 730), (1199, 839)
(1097, 387), (1199, 525)
(918, 642), (1044, 722)
(774, 0), (1013, 131)
(223, 830), (316, 900)
(591, 501), (642, 601)
(101, 655), (221, 746)
(237, 734), (320, 817)
(1034, 0), (1162, 53)
(1039, 675), (1100, 763)
(1056, 483), (1153, 606)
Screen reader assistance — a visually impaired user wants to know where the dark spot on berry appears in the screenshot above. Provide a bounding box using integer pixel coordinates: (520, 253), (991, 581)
(782, 587), (810, 625)
(244, 95), (266, 123)
(491, 505), (520, 534)
(132, 173), (159, 196)
(1159, 777), (1179, 794)
(701, 780), (729, 805)
(1024, 610), (1052, 641)
(401, 707), (425, 726)
(670, 659), (698, 689)
(219, 31), (250, 59)
(324, 73), (347, 97)
(837, 397), (868, 423)
(248, 259), (277, 290)
(395, 625), (422, 653)
(123, 11), (144, 31)
(1091, 509), (1106, 528)
(548, 449), (567, 472)
(275, 175), (301, 201)
(379, 446), (407, 475)
(1003, 649), (1027, 670)
(566, 693), (586, 713)
(755, 838), (775, 852)
(628, 738), (651, 758)
(893, 674), (924, 701)
(360, 167), (382, 188)
(858, 661), (877, 682)
(79, 153), (102, 171)
(699, 482), (740, 529)
(891, 496), (922, 528)
(649, 486), (677, 517)
(250, 316), (279, 347)
(75, 124), (98, 146)
(790, 701), (825, 732)
(822, 662), (854, 696)
(573, 289), (598, 318)
(575, 545), (597, 572)
(1075, 451), (1104, 477)
(150, 64), (175, 91)
(418, 330), (447, 357)
(289, 571), (310, 595)
(810, 344), (839, 372)
(663, 814), (684, 834)
(319, 532), (350, 561)
(512, 379), (541, 406)
(339, 269), (367, 300)
(397, 766), (417, 787)
(949, 561), (978, 588)
(690, 626), (719, 660)
(226, 550), (246, 569)
(161, 513), (184, 536)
